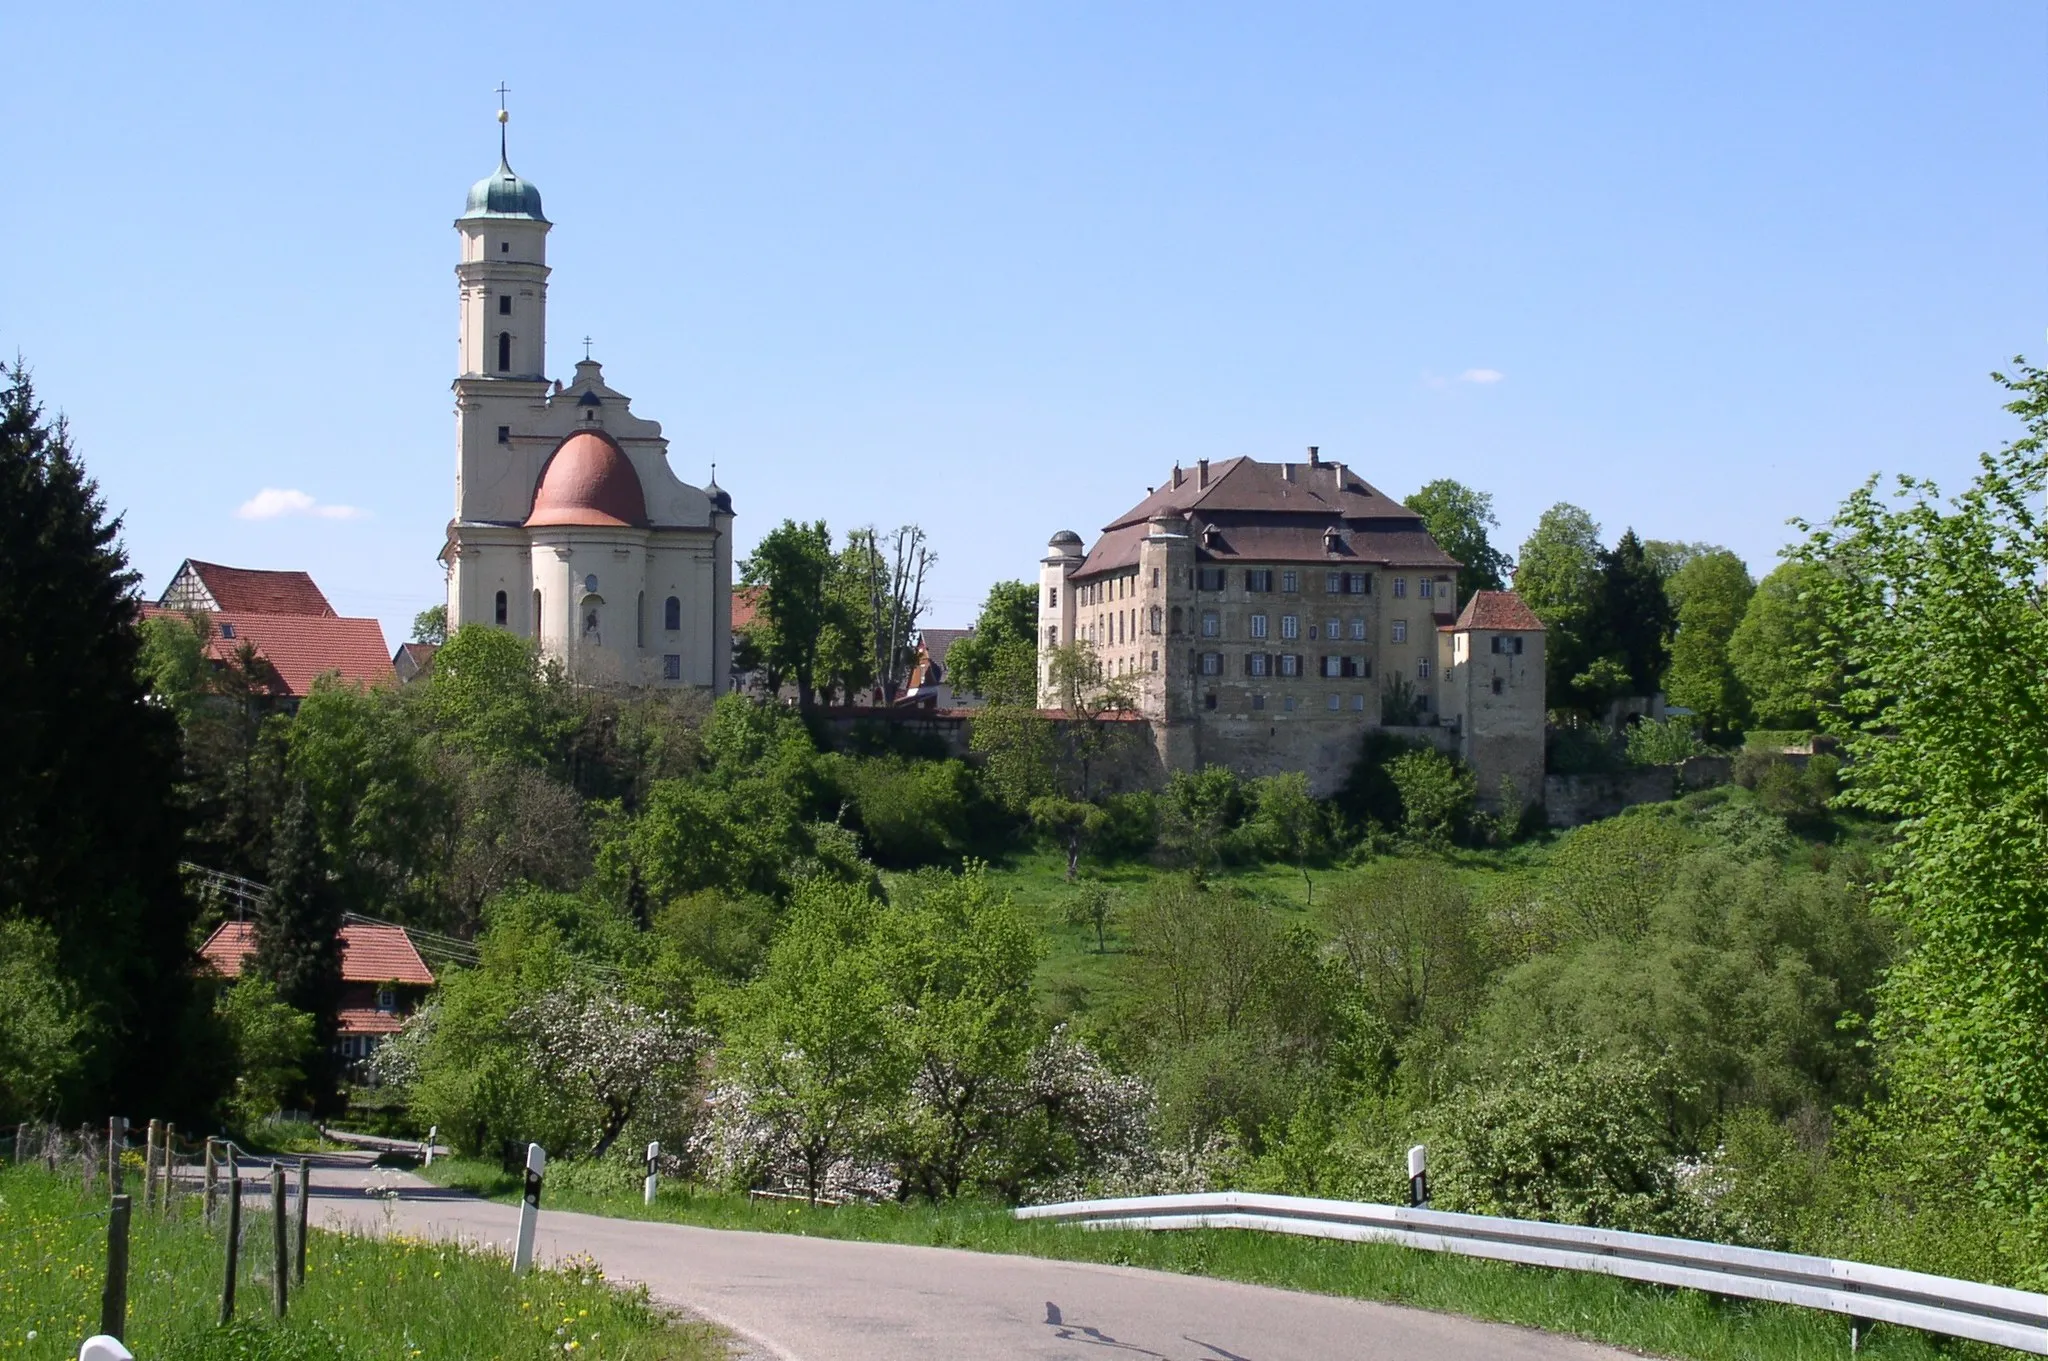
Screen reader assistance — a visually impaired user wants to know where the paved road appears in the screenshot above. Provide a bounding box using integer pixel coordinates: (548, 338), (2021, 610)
(295, 1154), (1640, 1361)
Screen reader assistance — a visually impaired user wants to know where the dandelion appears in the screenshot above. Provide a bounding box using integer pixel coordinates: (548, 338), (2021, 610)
(565, 1344), (579, 1352)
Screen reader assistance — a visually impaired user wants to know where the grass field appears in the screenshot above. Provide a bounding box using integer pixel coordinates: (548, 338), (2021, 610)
(0, 1165), (724, 1361)
(421, 1157), (1983, 1361)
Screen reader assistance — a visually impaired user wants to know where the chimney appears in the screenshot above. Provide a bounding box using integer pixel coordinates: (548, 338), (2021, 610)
(1172, 464), (1184, 490)
(1281, 463), (1295, 483)
(1307, 445), (1320, 467)
(1197, 458), (1210, 489)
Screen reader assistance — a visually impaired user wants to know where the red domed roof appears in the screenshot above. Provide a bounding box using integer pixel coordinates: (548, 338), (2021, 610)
(525, 431), (648, 528)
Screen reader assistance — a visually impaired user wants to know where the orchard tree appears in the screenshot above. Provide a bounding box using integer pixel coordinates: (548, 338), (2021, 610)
(1407, 480), (1512, 602)
(0, 359), (206, 1119)
(510, 981), (703, 1158)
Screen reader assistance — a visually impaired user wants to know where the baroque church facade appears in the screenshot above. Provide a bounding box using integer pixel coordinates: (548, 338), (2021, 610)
(1038, 450), (1546, 806)
(440, 115), (732, 688)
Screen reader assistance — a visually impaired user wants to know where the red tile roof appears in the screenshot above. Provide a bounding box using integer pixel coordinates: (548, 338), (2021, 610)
(174, 561), (336, 616)
(199, 922), (436, 986)
(337, 1008), (408, 1036)
(141, 606), (393, 698)
(731, 585), (763, 632)
(1070, 456), (1458, 579)
(1453, 590), (1546, 632)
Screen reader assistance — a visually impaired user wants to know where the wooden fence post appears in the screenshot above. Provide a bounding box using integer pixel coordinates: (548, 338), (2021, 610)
(100, 1195), (130, 1341)
(294, 1159), (310, 1284)
(269, 1163), (288, 1318)
(159, 1124), (176, 1213)
(107, 1118), (126, 1196)
(220, 1171), (241, 1324)
(204, 1140), (219, 1225)
(143, 1121), (159, 1212)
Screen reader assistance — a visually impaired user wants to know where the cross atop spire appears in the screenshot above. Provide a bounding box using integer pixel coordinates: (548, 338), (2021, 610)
(582, 335), (593, 360)
(495, 83), (511, 160)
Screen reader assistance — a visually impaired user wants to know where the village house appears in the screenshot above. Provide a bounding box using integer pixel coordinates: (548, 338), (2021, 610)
(1038, 449), (1545, 805)
(144, 560), (393, 703)
(199, 921), (436, 1067)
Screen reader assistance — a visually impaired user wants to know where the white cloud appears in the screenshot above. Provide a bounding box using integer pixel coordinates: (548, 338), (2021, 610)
(1457, 368), (1505, 385)
(235, 488), (365, 521)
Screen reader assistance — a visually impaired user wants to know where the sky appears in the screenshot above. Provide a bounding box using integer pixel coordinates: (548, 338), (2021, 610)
(5, 3), (2042, 645)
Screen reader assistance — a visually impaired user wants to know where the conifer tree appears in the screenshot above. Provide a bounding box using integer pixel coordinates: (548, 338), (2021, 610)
(0, 358), (204, 1118)
(254, 784), (345, 1102)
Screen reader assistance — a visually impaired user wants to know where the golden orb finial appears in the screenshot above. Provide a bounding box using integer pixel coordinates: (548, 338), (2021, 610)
(498, 108), (509, 124)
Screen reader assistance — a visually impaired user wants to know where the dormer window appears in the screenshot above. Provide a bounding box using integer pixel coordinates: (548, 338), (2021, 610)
(376, 987), (395, 1012)
(220, 622), (236, 639)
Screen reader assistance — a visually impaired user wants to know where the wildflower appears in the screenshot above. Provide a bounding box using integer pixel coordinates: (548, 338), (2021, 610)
(565, 1344), (579, 1352)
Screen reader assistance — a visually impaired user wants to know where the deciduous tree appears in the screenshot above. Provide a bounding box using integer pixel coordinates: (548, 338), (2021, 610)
(1661, 549), (1754, 735)
(1406, 480), (1512, 602)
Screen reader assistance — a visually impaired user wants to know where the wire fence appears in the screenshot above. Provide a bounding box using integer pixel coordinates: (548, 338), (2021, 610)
(2, 1118), (313, 1356)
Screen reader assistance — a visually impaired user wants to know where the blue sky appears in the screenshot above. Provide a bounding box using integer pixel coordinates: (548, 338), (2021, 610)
(5, 3), (2041, 644)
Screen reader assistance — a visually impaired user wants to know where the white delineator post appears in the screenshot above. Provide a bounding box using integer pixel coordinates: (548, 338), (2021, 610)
(1407, 1144), (1430, 1209)
(79, 1336), (134, 1361)
(513, 1143), (545, 1276)
(423, 1126), (438, 1167)
(644, 1142), (660, 1206)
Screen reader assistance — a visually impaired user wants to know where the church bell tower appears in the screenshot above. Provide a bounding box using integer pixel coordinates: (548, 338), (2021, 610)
(452, 102), (551, 527)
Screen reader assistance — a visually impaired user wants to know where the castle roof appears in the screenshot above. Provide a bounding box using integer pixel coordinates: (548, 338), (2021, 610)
(525, 430), (648, 528)
(1452, 590), (1546, 632)
(1071, 455), (1458, 579)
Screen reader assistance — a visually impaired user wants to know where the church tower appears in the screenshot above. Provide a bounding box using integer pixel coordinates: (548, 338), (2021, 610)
(453, 107), (551, 526)
(441, 105), (733, 691)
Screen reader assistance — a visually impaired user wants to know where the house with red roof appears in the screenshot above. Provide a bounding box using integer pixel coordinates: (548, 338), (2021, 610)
(145, 561), (392, 702)
(200, 921), (436, 1066)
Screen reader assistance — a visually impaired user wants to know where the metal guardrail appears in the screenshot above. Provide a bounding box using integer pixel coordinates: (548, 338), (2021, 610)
(1014, 1190), (2048, 1354)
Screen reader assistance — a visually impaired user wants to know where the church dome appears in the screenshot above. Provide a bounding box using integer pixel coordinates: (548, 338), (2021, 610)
(526, 431), (648, 528)
(464, 155), (547, 222)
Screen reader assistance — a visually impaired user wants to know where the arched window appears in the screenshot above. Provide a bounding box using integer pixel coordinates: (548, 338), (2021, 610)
(664, 595), (681, 631)
(494, 590), (508, 627)
(583, 600), (603, 642)
(637, 592), (646, 649)
(497, 331), (512, 372)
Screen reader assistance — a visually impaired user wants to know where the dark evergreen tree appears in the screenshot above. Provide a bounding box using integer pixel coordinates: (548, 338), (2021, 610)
(0, 358), (209, 1119)
(1592, 529), (1674, 696)
(254, 783), (345, 1104)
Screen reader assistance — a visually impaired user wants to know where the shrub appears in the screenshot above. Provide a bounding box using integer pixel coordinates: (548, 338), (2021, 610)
(1425, 1048), (1711, 1236)
(1624, 717), (1701, 766)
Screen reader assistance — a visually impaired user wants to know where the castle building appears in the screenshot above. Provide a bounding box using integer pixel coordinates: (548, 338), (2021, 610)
(440, 113), (732, 688)
(1038, 450), (1544, 802)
